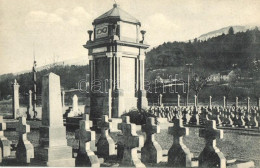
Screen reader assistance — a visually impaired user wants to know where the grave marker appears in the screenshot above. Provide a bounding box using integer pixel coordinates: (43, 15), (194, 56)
(26, 90), (33, 119)
(12, 79), (20, 119)
(198, 120), (226, 168)
(96, 115), (116, 158)
(118, 116), (145, 168)
(168, 118), (193, 167)
(0, 116), (11, 158)
(141, 117), (162, 164)
(75, 114), (100, 167)
(36, 73), (75, 166)
(16, 117), (34, 164)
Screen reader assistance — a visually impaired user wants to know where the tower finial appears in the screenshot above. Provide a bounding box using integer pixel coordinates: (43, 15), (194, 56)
(113, 0), (117, 7)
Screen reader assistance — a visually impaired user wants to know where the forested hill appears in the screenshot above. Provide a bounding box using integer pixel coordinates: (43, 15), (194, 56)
(0, 65), (89, 100)
(146, 27), (260, 76)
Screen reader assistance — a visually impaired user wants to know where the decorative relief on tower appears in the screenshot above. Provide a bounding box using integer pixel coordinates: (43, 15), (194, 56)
(95, 23), (109, 39)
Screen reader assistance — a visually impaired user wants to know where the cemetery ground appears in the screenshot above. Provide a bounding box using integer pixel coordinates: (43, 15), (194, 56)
(1, 118), (260, 167)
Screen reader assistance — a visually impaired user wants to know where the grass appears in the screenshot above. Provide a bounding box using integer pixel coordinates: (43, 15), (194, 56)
(3, 126), (260, 167)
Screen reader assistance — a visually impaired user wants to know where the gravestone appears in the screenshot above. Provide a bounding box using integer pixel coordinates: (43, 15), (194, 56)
(141, 117), (162, 164)
(225, 109), (234, 127)
(0, 116), (11, 158)
(168, 118), (193, 167)
(12, 79), (20, 119)
(237, 108), (246, 128)
(26, 90), (33, 119)
(118, 116), (145, 168)
(72, 94), (79, 115)
(75, 114), (100, 167)
(16, 117), (34, 164)
(189, 107), (199, 125)
(96, 115), (116, 158)
(36, 73), (75, 166)
(198, 120), (226, 168)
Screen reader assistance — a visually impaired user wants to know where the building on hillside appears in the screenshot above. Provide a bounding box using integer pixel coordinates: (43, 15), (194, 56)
(209, 70), (236, 82)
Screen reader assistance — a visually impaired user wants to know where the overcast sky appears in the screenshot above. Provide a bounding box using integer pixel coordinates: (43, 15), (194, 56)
(0, 0), (259, 75)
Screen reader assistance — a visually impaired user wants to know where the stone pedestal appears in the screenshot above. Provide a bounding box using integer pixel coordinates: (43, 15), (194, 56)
(0, 116), (11, 158)
(16, 117), (34, 164)
(36, 73), (74, 167)
(141, 117), (162, 164)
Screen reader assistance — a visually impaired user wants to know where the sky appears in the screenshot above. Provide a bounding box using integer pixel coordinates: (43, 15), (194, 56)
(0, 0), (259, 75)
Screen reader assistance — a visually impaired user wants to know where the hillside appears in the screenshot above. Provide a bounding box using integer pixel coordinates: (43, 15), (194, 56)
(146, 27), (260, 79)
(0, 65), (89, 100)
(197, 25), (258, 41)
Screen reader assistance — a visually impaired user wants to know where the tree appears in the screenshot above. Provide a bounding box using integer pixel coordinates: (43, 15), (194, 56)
(228, 27), (234, 35)
(190, 72), (210, 105)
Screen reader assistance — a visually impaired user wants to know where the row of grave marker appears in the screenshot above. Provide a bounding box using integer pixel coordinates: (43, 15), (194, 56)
(0, 114), (232, 168)
(11, 79), (82, 119)
(149, 105), (260, 129)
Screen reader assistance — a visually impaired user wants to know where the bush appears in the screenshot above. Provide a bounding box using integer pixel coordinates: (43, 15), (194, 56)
(122, 108), (158, 125)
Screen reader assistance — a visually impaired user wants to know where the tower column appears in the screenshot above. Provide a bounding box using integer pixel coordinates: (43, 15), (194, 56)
(12, 79), (20, 119)
(138, 53), (148, 109)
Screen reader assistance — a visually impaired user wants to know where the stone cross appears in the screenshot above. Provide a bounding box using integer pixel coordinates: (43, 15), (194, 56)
(0, 116), (10, 158)
(72, 94), (79, 116)
(27, 90), (33, 119)
(189, 107), (200, 125)
(118, 116), (145, 168)
(168, 119), (193, 167)
(36, 73), (74, 167)
(141, 117), (162, 164)
(223, 96), (226, 108)
(209, 96), (212, 110)
(96, 115), (116, 158)
(75, 114), (99, 167)
(177, 94), (180, 107)
(12, 79), (20, 119)
(198, 120), (226, 168)
(16, 117), (34, 163)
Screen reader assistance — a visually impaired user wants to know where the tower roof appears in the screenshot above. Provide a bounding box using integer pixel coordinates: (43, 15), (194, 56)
(93, 4), (141, 25)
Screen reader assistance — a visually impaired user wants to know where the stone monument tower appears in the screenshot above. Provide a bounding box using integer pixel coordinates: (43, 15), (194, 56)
(84, 4), (149, 124)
